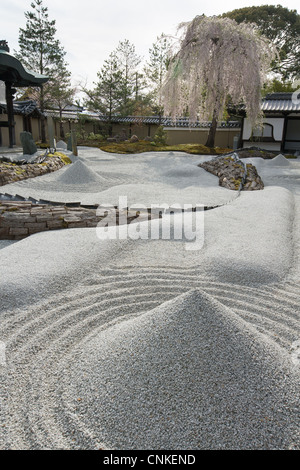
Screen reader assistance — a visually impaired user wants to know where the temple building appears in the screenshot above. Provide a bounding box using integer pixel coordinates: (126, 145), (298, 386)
(0, 40), (48, 148)
(241, 92), (300, 153)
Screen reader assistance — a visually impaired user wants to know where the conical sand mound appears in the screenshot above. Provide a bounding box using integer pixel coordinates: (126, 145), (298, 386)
(268, 154), (291, 167)
(67, 289), (299, 450)
(57, 159), (103, 184)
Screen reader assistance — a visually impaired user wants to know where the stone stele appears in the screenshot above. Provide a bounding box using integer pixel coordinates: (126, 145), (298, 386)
(20, 131), (37, 155)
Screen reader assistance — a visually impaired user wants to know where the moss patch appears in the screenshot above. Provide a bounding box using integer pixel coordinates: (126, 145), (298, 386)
(0, 153), (69, 186)
(47, 152), (72, 164)
(97, 140), (232, 155)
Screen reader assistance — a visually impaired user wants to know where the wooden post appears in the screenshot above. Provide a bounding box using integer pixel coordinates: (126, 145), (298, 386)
(47, 115), (55, 150)
(5, 81), (15, 148)
(71, 130), (78, 156)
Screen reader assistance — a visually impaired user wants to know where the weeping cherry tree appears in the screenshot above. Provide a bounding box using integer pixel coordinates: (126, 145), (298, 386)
(161, 15), (277, 147)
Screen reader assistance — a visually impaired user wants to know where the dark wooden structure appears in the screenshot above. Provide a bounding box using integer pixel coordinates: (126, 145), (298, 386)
(0, 40), (48, 147)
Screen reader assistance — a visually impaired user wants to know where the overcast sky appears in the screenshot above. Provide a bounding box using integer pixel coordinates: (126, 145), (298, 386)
(1, 0), (300, 99)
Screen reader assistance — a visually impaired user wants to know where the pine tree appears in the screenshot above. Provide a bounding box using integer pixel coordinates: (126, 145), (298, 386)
(16, 0), (72, 142)
(47, 63), (76, 139)
(84, 40), (145, 126)
(115, 39), (142, 115)
(144, 34), (171, 117)
(83, 51), (124, 135)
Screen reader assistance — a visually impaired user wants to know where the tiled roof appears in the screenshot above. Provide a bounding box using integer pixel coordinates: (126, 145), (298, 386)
(98, 115), (241, 128)
(0, 47), (48, 87)
(264, 92), (294, 100)
(262, 92), (300, 113)
(0, 99), (41, 116)
(44, 110), (81, 120)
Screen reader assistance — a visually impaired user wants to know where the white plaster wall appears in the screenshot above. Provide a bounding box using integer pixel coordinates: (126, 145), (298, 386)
(243, 117), (284, 141)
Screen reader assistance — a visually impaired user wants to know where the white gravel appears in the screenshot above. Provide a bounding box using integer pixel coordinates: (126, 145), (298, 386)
(0, 147), (299, 450)
(67, 290), (299, 450)
(267, 153), (291, 167)
(0, 147), (236, 206)
(57, 159), (103, 184)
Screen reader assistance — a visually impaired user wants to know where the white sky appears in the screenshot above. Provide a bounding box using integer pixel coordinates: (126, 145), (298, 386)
(1, 0), (300, 100)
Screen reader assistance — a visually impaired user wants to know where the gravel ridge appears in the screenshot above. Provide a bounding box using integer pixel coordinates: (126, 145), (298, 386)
(0, 147), (299, 450)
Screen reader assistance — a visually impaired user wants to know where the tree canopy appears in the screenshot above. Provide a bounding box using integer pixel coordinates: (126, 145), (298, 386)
(16, 0), (74, 141)
(84, 38), (157, 124)
(84, 52), (123, 117)
(143, 34), (172, 115)
(222, 5), (300, 80)
(161, 15), (276, 147)
(115, 39), (143, 115)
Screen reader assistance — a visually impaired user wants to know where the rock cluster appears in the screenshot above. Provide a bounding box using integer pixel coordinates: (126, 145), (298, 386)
(0, 201), (149, 240)
(107, 133), (140, 143)
(129, 134), (139, 143)
(199, 156), (264, 191)
(0, 153), (71, 187)
(107, 128), (128, 143)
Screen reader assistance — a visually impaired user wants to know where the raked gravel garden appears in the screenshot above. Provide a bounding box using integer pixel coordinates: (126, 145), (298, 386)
(0, 145), (299, 450)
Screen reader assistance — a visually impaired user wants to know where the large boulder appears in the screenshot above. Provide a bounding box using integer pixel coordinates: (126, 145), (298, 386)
(20, 131), (37, 155)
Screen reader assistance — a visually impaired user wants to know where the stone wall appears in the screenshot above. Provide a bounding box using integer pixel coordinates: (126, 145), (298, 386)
(0, 201), (151, 240)
(0, 152), (71, 186)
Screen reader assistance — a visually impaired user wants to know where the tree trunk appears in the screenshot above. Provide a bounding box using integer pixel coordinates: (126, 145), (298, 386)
(59, 120), (65, 139)
(59, 109), (65, 139)
(205, 116), (217, 148)
(108, 108), (113, 136)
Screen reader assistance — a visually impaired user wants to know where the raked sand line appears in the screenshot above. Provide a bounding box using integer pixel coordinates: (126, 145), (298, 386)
(1, 263), (299, 449)
(1, 149), (300, 450)
(61, 289), (300, 450)
(1, 268), (299, 353)
(2, 279), (298, 361)
(2, 281), (299, 450)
